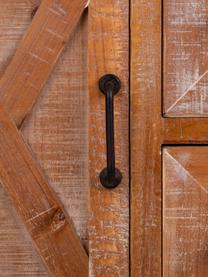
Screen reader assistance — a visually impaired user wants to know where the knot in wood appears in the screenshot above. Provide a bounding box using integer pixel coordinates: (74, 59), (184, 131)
(51, 209), (66, 233)
(31, 6), (39, 18)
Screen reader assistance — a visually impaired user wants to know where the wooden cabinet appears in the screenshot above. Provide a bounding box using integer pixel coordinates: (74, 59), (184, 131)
(0, 0), (208, 276)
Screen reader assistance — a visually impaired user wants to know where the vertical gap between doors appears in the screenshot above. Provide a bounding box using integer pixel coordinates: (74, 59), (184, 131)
(129, 0), (131, 275)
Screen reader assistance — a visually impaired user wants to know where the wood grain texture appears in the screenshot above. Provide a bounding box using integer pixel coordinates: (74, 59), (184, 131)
(0, 185), (48, 276)
(0, 1), (49, 275)
(22, 12), (89, 251)
(164, 0), (208, 117)
(163, 147), (208, 276)
(0, 0), (88, 127)
(0, 103), (88, 276)
(131, 0), (208, 276)
(163, 118), (208, 144)
(88, 0), (129, 276)
(131, 0), (162, 276)
(0, 0), (89, 275)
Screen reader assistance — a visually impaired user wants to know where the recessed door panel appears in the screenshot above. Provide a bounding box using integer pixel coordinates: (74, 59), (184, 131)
(163, 147), (208, 276)
(163, 1), (208, 117)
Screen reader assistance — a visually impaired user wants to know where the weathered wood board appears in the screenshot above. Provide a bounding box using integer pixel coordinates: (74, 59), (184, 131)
(88, 0), (130, 276)
(0, 185), (48, 276)
(163, 147), (208, 276)
(22, 9), (89, 252)
(0, 0), (88, 275)
(131, 0), (162, 275)
(0, 0), (88, 127)
(164, 0), (208, 117)
(0, 103), (88, 276)
(131, 0), (208, 276)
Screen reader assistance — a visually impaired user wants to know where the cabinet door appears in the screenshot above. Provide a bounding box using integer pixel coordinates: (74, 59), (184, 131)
(131, 0), (208, 276)
(0, 0), (129, 276)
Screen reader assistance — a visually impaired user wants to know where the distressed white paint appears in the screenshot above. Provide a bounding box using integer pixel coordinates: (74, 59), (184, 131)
(164, 0), (208, 116)
(163, 147), (208, 276)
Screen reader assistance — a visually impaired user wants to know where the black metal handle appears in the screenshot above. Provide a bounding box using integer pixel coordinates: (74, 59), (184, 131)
(99, 74), (122, 189)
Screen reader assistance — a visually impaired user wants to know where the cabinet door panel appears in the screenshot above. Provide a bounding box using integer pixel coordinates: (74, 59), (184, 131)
(164, 0), (208, 117)
(163, 147), (208, 276)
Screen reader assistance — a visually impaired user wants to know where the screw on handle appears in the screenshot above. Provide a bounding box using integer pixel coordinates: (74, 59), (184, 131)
(99, 74), (122, 189)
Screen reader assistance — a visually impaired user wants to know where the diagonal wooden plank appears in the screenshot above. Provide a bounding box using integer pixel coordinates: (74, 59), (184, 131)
(0, 0), (89, 127)
(0, 103), (88, 276)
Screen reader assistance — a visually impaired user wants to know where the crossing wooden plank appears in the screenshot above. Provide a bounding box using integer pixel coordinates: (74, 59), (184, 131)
(0, 0), (88, 127)
(0, 0), (89, 272)
(0, 104), (88, 276)
(88, 0), (129, 276)
(21, 8), (89, 253)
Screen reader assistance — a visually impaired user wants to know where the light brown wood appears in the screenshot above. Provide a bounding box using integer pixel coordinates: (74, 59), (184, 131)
(163, 147), (208, 276)
(0, 0), (89, 274)
(0, 185), (48, 276)
(131, 0), (208, 276)
(163, 0), (208, 117)
(22, 9), (89, 252)
(88, 0), (129, 276)
(130, 0), (208, 275)
(163, 118), (208, 144)
(0, 103), (88, 276)
(0, 1), (49, 274)
(0, 0), (88, 127)
(131, 0), (162, 276)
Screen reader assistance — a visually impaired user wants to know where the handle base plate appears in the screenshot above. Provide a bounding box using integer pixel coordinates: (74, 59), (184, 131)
(99, 168), (122, 189)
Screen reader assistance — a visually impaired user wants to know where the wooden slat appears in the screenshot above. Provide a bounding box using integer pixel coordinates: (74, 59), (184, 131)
(88, 0), (129, 276)
(163, 118), (208, 144)
(163, 0), (208, 117)
(0, 0), (88, 127)
(163, 147), (208, 276)
(0, 104), (88, 276)
(131, 0), (162, 276)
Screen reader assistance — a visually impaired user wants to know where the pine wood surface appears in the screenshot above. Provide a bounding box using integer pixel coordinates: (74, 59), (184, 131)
(0, 103), (88, 276)
(0, 2), (48, 275)
(131, 0), (162, 275)
(163, 147), (208, 276)
(22, 11), (89, 253)
(2, 0), (208, 276)
(164, 0), (208, 117)
(0, 185), (48, 276)
(131, 0), (208, 276)
(88, 0), (129, 276)
(0, 0), (88, 127)
(163, 118), (208, 144)
(0, 0), (89, 275)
